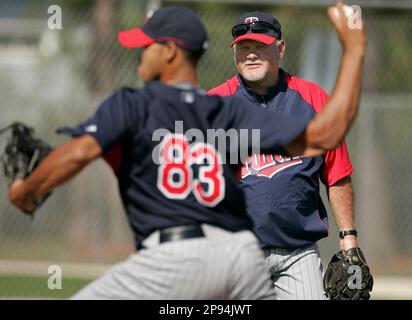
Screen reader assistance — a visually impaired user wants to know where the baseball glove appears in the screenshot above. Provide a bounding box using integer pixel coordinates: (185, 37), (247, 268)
(324, 247), (373, 300)
(1, 122), (53, 210)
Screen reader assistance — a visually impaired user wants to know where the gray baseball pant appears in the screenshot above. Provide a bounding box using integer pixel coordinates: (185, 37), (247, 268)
(72, 225), (275, 300)
(263, 243), (326, 300)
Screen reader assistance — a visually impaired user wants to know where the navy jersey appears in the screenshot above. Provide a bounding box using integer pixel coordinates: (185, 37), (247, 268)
(209, 70), (353, 249)
(59, 81), (308, 248)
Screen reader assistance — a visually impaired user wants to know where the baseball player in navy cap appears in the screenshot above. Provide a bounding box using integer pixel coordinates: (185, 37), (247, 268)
(8, 4), (366, 299)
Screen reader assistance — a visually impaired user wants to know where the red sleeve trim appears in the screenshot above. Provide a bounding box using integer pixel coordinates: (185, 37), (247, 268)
(285, 73), (354, 185)
(207, 75), (240, 96)
(324, 166), (353, 187)
(103, 144), (122, 174)
(285, 72), (328, 112)
(322, 141), (353, 186)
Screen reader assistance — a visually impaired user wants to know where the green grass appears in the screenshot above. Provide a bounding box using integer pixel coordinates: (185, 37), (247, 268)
(0, 275), (93, 299)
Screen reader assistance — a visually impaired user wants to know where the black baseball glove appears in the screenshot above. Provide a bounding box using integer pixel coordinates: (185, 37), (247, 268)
(324, 247), (373, 300)
(1, 122), (53, 211)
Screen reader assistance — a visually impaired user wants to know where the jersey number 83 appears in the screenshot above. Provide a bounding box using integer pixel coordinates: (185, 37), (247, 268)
(157, 133), (225, 207)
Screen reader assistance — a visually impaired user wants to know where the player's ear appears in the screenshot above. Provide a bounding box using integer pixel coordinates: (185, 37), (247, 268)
(163, 41), (178, 63)
(278, 39), (286, 60)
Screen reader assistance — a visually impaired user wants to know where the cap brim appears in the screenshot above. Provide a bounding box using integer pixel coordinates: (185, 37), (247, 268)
(118, 28), (155, 48)
(230, 34), (276, 47)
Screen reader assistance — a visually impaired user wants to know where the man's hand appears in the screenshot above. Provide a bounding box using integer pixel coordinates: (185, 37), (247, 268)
(1, 122), (54, 215)
(8, 135), (102, 215)
(8, 179), (36, 214)
(324, 247), (374, 300)
(327, 1), (366, 55)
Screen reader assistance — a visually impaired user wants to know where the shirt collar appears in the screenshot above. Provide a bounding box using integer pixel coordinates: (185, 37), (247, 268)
(237, 68), (287, 101)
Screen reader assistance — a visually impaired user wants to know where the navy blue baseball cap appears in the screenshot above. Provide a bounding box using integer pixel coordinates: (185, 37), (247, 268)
(118, 7), (209, 52)
(231, 11), (282, 46)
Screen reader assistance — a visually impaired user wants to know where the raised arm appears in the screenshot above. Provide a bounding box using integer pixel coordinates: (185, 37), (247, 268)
(285, 2), (366, 157)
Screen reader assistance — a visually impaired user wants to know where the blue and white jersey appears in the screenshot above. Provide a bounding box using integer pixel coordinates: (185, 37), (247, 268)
(59, 81), (308, 249)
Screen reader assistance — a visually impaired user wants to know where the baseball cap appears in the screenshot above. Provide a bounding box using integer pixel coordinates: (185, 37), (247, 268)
(231, 11), (282, 46)
(118, 7), (209, 52)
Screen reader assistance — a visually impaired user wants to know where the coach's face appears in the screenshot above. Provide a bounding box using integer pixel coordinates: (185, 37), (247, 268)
(234, 39), (285, 84)
(137, 43), (166, 82)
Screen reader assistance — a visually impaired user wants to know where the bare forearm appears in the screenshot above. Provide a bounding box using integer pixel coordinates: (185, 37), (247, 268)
(12, 135), (101, 202)
(306, 50), (364, 150)
(329, 176), (354, 228)
(285, 50), (364, 158)
(328, 176), (357, 250)
(288, 5), (367, 157)
(23, 143), (90, 199)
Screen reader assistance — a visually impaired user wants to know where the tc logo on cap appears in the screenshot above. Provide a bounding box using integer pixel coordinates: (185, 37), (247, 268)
(244, 17), (259, 24)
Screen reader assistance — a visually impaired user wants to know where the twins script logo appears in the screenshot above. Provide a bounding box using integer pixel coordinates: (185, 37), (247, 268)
(244, 17), (259, 24)
(241, 154), (303, 179)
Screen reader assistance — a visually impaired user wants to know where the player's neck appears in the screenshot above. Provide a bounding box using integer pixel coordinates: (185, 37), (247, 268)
(243, 72), (279, 96)
(160, 61), (200, 87)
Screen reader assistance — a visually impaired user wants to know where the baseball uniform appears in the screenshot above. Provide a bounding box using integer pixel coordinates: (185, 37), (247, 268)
(58, 74), (311, 299)
(209, 70), (353, 299)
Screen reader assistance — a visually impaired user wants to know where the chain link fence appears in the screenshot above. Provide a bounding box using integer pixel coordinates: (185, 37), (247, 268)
(0, 0), (411, 298)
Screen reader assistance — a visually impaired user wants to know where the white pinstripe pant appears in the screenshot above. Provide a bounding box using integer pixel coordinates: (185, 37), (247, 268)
(72, 225), (275, 300)
(263, 243), (327, 300)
